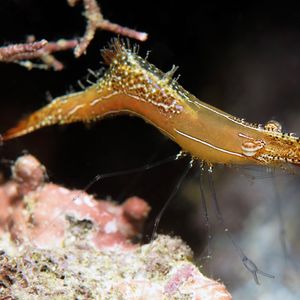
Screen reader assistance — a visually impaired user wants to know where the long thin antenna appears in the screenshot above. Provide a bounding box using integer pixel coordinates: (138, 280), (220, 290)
(116, 139), (171, 202)
(151, 159), (194, 241)
(0, 158), (15, 166)
(271, 174), (300, 276)
(84, 151), (186, 193)
(32, 152), (186, 243)
(198, 165), (213, 273)
(272, 175), (289, 261)
(207, 170), (274, 284)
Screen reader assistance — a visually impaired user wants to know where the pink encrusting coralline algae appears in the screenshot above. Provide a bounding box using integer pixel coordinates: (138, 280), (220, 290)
(0, 154), (232, 299)
(0, 154), (150, 249)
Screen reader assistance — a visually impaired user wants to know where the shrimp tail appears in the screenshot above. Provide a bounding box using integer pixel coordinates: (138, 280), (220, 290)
(3, 87), (99, 140)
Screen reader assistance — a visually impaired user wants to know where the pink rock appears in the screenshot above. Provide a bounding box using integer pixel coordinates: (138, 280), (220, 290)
(1, 154), (151, 250)
(0, 182), (18, 233)
(164, 265), (194, 295)
(123, 196), (151, 221)
(12, 154), (46, 196)
(165, 265), (232, 300)
(0, 154), (232, 299)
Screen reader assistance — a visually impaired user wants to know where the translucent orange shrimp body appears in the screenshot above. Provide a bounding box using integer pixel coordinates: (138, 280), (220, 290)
(3, 40), (300, 166)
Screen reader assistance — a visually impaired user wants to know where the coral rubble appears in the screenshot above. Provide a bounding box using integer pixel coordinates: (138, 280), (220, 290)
(0, 155), (231, 299)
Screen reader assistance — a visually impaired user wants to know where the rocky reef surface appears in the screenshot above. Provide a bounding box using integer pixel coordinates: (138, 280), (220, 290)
(0, 155), (231, 299)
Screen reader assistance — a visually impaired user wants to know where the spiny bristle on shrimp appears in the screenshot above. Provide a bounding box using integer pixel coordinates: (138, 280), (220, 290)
(3, 39), (300, 166)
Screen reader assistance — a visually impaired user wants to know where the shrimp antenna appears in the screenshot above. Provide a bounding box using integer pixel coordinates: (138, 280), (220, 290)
(116, 139), (175, 202)
(30, 151), (186, 244)
(151, 159), (194, 241)
(82, 151), (186, 193)
(271, 175), (289, 261)
(0, 158), (15, 166)
(271, 174), (300, 275)
(0, 135), (9, 175)
(207, 170), (275, 284)
(198, 165), (213, 272)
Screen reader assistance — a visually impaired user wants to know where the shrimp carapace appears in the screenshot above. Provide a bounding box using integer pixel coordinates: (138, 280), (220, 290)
(3, 40), (300, 166)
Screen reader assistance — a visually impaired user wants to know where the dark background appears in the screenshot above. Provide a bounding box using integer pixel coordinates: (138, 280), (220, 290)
(0, 1), (300, 298)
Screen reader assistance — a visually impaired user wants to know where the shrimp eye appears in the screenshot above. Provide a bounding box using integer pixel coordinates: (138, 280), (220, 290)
(264, 120), (282, 132)
(241, 140), (265, 157)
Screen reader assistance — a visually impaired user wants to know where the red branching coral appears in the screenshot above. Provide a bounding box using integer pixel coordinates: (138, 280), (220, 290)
(0, 38), (78, 70)
(68, 0), (148, 57)
(0, 1), (147, 70)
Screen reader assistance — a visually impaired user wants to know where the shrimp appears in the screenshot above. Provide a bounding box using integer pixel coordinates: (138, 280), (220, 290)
(3, 39), (300, 167)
